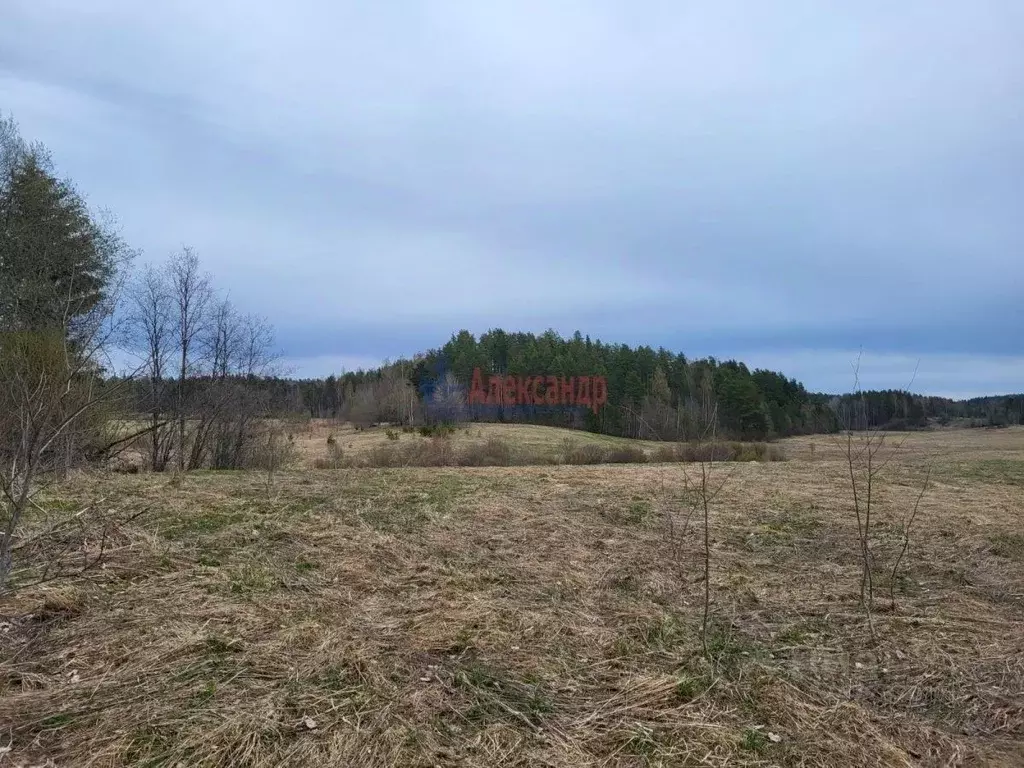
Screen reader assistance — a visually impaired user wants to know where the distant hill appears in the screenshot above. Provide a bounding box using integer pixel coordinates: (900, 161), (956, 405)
(289, 330), (1024, 440)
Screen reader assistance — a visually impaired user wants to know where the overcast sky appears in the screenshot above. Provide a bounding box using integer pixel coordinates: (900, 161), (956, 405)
(2, 1), (1021, 396)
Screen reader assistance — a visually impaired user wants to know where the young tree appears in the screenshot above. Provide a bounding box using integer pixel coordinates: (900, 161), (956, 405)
(833, 355), (930, 634)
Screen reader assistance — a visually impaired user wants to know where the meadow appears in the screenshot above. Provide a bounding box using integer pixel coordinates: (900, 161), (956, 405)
(1, 425), (1022, 766)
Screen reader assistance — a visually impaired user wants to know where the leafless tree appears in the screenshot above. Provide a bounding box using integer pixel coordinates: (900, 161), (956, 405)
(630, 365), (732, 660)
(194, 307), (280, 470)
(684, 368), (734, 657)
(127, 264), (174, 470)
(427, 371), (466, 424)
(166, 247), (211, 472)
(124, 247), (280, 472)
(833, 353), (928, 637)
(206, 296), (242, 381)
(240, 313), (275, 378)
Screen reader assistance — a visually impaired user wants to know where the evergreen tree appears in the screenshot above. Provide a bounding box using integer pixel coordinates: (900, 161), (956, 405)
(0, 138), (123, 343)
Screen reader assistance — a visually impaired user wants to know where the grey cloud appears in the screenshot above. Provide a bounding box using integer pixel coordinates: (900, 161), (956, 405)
(2, 1), (1021, 392)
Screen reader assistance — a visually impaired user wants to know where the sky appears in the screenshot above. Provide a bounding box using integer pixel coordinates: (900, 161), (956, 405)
(1, 1), (1021, 397)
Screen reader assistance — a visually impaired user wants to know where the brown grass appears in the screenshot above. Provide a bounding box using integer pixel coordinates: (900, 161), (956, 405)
(285, 420), (716, 466)
(292, 421), (786, 468)
(1, 428), (1023, 765)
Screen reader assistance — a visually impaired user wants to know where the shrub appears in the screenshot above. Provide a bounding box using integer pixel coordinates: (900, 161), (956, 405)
(651, 444), (680, 463)
(363, 437), (457, 468)
(674, 443), (735, 462)
(385, 428), (400, 441)
(244, 429), (298, 471)
(650, 441), (785, 463)
(314, 442), (345, 469)
(418, 436), (456, 466)
(735, 443), (764, 462)
(604, 446), (648, 464)
(367, 444), (402, 467)
(460, 437), (514, 466)
(562, 442), (608, 465)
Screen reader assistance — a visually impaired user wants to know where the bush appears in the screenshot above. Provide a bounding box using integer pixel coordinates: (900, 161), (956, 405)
(603, 446), (648, 464)
(561, 441), (608, 465)
(385, 428), (400, 441)
(651, 444), (680, 463)
(419, 436), (456, 466)
(363, 437), (457, 468)
(314, 442), (345, 469)
(460, 437), (514, 466)
(650, 441), (786, 463)
(345, 434), (784, 469)
(244, 429), (298, 471)
(419, 423), (456, 438)
(367, 444), (401, 467)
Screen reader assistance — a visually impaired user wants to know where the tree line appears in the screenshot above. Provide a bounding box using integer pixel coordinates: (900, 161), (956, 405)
(828, 389), (1024, 430)
(293, 330), (838, 440)
(294, 333), (1022, 439)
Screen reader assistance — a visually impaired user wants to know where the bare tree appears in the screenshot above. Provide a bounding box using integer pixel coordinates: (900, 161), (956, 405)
(205, 296), (242, 381)
(166, 247), (211, 472)
(195, 308), (279, 470)
(127, 264), (174, 470)
(124, 247), (280, 472)
(426, 371), (466, 424)
(186, 295), (239, 469)
(240, 312), (275, 378)
(684, 368), (734, 657)
(833, 353), (928, 636)
(631, 365), (732, 660)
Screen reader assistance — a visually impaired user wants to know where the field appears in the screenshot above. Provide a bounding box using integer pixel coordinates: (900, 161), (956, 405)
(2, 425), (1023, 766)
(288, 419), (673, 465)
(279, 420), (784, 467)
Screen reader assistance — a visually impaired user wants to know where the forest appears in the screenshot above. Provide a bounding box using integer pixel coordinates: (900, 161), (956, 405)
(281, 330), (1024, 440)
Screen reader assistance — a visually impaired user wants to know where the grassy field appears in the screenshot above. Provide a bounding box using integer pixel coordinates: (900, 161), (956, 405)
(285, 420), (782, 467)
(2, 426), (1023, 766)
(282, 419), (668, 464)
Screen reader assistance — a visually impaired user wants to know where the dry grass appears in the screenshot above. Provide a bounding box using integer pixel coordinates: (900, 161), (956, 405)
(1, 428), (1023, 765)
(294, 421), (784, 469)
(288, 420), (674, 466)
